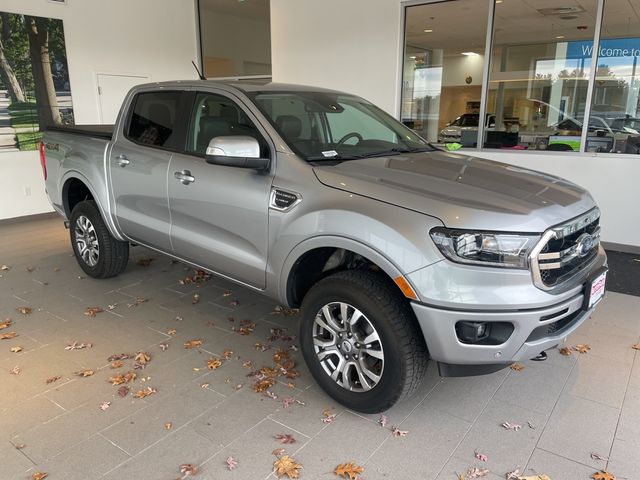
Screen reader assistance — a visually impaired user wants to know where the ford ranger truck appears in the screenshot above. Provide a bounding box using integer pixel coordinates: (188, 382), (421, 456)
(42, 81), (607, 413)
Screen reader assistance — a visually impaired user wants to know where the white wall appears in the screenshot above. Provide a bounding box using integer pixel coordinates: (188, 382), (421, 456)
(270, 0), (639, 248)
(0, 0), (199, 220)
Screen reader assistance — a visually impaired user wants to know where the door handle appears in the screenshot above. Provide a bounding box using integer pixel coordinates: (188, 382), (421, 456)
(116, 154), (130, 167)
(174, 170), (195, 185)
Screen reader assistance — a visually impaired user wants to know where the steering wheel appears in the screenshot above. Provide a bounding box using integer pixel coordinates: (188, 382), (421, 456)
(336, 132), (364, 147)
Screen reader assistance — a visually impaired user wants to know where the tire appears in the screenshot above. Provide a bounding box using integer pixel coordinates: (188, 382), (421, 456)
(299, 270), (428, 413)
(69, 200), (129, 279)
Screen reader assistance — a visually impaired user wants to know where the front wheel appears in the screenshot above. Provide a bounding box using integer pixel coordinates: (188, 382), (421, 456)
(300, 270), (428, 413)
(69, 200), (129, 279)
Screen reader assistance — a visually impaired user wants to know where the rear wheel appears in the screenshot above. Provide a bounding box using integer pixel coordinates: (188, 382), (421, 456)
(69, 200), (129, 278)
(300, 270), (428, 413)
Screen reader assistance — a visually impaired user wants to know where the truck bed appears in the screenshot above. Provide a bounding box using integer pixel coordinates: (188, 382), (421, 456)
(45, 124), (114, 140)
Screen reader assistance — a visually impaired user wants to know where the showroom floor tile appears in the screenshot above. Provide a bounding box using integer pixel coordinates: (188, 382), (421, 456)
(1, 216), (639, 479)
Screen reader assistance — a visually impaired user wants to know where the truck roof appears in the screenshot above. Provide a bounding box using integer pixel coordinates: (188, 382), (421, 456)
(134, 80), (346, 95)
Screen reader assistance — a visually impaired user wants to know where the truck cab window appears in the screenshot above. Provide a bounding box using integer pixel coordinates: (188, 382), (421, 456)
(187, 93), (267, 157)
(126, 91), (181, 148)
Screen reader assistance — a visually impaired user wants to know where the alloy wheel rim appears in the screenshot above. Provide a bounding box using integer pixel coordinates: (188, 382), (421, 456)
(74, 215), (99, 267)
(312, 302), (384, 392)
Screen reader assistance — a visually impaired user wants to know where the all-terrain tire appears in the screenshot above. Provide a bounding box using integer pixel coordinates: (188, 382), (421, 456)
(69, 200), (129, 279)
(300, 270), (428, 413)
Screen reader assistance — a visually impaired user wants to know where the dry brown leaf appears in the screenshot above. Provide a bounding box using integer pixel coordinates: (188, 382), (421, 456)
(1, 332), (18, 340)
(391, 426), (408, 437)
(134, 351), (151, 365)
(505, 467), (522, 479)
(591, 452), (609, 462)
(0, 319), (12, 330)
(334, 462), (364, 480)
(167, 329), (177, 336)
(99, 401), (111, 411)
(502, 421), (522, 431)
(117, 386), (130, 397)
(75, 369), (95, 377)
(207, 358), (222, 370)
(16, 306), (32, 315)
(474, 450), (488, 462)
(592, 472), (616, 480)
(222, 349), (233, 360)
(632, 344), (640, 350)
(164, 422), (172, 430)
(201, 383), (210, 389)
(109, 371), (136, 385)
(10, 346), (22, 353)
(275, 433), (296, 444)
(274, 455), (302, 479)
(272, 448), (286, 457)
(253, 378), (275, 392)
(179, 463), (198, 476)
(379, 414), (389, 427)
(108, 353), (132, 361)
(84, 307), (103, 318)
(126, 297), (148, 308)
(226, 456), (238, 470)
(65, 341), (92, 350)
(136, 257), (154, 267)
(510, 363), (525, 371)
(159, 343), (169, 351)
(559, 347), (573, 356)
(46, 375), (61, 384)
(573, 344), (591, 353)
(133, 386), (157, 398)
(32, 473), (48, 480)
(184, 339), (203, 349)
(466, 466), (490, 478)
(110, 360), (124, 369)
(10, 365), (20, 375)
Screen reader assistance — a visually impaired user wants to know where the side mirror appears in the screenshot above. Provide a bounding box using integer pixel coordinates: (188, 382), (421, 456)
(205, 136), (269, 170)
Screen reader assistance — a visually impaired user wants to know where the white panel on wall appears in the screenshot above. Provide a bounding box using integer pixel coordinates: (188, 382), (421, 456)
(97, 73), (150, 124)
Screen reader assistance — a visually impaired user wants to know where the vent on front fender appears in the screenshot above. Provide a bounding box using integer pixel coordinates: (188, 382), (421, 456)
(270, 188), (301, 212)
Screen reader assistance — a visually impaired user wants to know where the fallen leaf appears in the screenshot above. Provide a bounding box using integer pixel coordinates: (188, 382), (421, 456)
(10, 346), (22, 353)
(592, 472), (616, 480)
(573, 344), (591, 353)
(127, 297), (148, 308)
(184, 339), (203, 349)
(179, 463), (198, 476)
(0, 264), (10, 270)
(207, 358), (223, 370)
(474, 450), (488, 462)
(75, 369), (95, 377)
(32, 473), (48, 480)
(334, 462), (364, 480)
(84, 307), (103, 318)
(632, 344), (640, 350)
(201, 383), (210, 389)
(192, 293), (200, 304)
(110, 360), (124, 369)
(108, 353), (132, 361)
(559, 347), (573, 356)
(272, 448), (286, 457)
(322, 408), (337, 424)
(391, 426), (408, 437)
(274, 455), (302, 478)
(65, 341), (92, 350)
(16, 306), (32, 315)
(242, 360), (253, 369)
(527, 421), (536, 429)
(591, 452), (609, 462)
(222, 349), (233, 360)
(226, 456), (238, 471)
(133, 386), (157, 398)
(109, 371), (136, 385)
(275, 434), (296, 444)
(0, 319), (12, 330)
(164, 422), (172, 430)
(10, 365), (21, 375)
(233, 320), (256, 335)
(379, 414), (389, 427)
(230, 300), (240, 307)
(510, 363), (524, 371)
(117, 386), (130, 397)
(505, 467), (522, 479)
(282, 397), (296, 408)
(159, 343), (169, 351)
(272, 305), (299, 316)
(15, 443), (25, 449)
(467, 466), (490, 478)
(1, 332), (18, 340)
(253, 378), (275, 392)
(46, 375), (61, 384)
(99, 401), (111, 411)
(136, 257), (154, 267)
(502, 421), (521, 431)
(264, 390), (278, 400)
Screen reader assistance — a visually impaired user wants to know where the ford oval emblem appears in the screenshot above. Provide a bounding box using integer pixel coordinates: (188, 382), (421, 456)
(576, 233), (595, 258)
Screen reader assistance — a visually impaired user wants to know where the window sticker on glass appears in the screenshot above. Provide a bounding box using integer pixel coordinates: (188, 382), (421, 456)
(322, 150), (339, 157)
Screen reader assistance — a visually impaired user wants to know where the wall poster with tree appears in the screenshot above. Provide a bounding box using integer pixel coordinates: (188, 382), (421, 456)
(0, 11), (73, 152)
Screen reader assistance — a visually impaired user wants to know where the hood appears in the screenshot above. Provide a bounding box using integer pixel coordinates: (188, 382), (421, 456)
(313, 150), (595, 232)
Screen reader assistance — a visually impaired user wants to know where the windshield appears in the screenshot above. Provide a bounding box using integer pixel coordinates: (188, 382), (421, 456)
(450, 114), (479, 127)
(248, 91), (432, 161)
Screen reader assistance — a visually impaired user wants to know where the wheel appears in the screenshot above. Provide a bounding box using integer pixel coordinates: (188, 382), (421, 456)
(300, 270), (428, 413)
(69, 200), (129, 279)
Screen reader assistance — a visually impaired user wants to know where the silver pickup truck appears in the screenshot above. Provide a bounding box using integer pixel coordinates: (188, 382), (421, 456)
(42, 81), (607, 413)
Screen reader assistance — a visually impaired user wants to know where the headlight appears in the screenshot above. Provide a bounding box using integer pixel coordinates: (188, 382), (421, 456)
(430, 227), (539, 269)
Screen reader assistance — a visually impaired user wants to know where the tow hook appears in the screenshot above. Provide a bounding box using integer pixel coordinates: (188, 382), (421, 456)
(531, 351), (547, 362)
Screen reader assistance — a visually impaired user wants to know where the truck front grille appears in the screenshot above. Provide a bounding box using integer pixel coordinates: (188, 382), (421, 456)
(531, 208), (601, 290)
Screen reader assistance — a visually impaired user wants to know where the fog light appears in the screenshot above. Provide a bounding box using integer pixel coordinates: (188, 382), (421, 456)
(456, 321), (490, 344)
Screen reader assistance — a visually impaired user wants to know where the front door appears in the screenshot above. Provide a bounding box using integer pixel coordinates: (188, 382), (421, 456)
(168, 91), (273, 288)
(109, 90), (185, 252)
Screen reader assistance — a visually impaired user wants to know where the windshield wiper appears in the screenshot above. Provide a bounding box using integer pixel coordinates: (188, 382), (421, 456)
(306, 153), (368, 162)
(361, 146), (434, 157)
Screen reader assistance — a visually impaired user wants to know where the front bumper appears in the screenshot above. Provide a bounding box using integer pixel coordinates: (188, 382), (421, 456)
(411, 287), (595, 374)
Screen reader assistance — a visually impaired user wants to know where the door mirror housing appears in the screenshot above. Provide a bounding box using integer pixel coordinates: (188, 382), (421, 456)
(205, 136), (269, 170)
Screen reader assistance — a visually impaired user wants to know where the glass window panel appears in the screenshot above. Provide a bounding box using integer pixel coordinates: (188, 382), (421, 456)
(485, 0), (598, 151)
(401, 0), (490, 147)
(587, 0), (640, 154)
(199, 0), (271, 78)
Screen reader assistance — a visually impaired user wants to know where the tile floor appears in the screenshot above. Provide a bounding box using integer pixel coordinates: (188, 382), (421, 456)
(1, 217), (639, 480)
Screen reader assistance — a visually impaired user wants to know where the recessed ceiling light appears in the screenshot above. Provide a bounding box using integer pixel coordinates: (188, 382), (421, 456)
(462, 52), (480, 56)
(556, 35), (565, 39)
(424, 29), (433, 33)
(409, 56), (416, 59)
(496, 0), (503, 3)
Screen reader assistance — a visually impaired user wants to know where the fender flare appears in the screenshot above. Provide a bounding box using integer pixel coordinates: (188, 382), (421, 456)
(60, 171), (125, 241)
(278, 235), (410, 305)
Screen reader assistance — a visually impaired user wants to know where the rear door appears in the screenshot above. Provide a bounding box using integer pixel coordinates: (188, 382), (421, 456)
(109, 90), (187, 251)
(168, 90), (273, 288)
